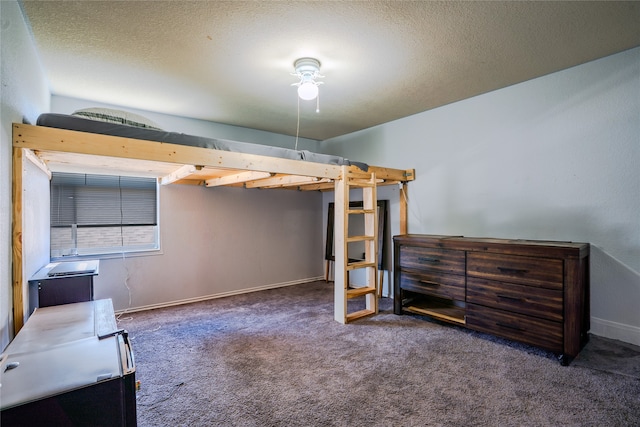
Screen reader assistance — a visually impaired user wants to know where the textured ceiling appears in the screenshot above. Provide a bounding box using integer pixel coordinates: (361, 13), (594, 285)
(21, 1), (640, 141)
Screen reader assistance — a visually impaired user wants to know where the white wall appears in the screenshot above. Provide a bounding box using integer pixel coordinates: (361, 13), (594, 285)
(0, 0), (51, 350)
(322, 47), (640, 345)
(94, 185), (323, 312)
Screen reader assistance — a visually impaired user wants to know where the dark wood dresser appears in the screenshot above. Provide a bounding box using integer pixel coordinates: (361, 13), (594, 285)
(393, 234), (590, 365)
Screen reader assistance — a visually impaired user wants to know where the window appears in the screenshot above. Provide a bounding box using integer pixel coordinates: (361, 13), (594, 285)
(50, 172), (159, 258)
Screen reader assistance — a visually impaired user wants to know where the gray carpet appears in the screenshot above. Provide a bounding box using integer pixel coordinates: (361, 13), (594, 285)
(120, 281), (640, 426)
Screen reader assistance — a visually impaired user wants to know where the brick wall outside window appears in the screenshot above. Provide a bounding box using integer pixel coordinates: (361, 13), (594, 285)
(51, 226), (157, 254)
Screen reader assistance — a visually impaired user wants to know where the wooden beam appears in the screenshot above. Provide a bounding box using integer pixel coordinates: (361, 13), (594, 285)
(172, 179), (207, 186)
(274, 178), (331, 189)
(160, 164), (196, 185)
(205, 171), (273, 187)
(284, 178), (332, 190)
(297, 181), (336, 191)
(365, 166), (415, 182)
(378, 180), (400, 187)
(12, 147), (24, 335)
(245, 174), (322, 189)
(13, 123), (343, 180)
(35, 150), (179, 178)
(24, 149), (51, 179)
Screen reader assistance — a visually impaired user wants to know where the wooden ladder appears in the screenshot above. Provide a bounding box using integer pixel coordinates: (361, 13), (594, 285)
(334, 166), (379, 323)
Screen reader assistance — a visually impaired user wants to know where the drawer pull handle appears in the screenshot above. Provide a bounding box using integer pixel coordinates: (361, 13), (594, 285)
(497, 294), (524, 302)
(496, 322), (525, 332)
(418, 257), (440, 263)
(419, 280), (440, 287)
(497, 267), (528, 275)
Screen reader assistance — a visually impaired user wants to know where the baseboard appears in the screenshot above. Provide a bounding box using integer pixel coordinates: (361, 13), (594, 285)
(590, 317), (640, 347)
(116, 276), (324, 315)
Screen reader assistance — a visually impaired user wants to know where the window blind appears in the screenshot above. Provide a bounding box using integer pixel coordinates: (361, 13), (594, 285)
(50, 172), (159, 257)
(51, 173), (157, 227)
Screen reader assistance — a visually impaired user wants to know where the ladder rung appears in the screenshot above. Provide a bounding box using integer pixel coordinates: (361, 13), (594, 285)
(346, 235), (374, 243)
(346, 309), (376, 323)
(346, 261), (377, 270)
(348, 180), (376, 188)
(347, 286), (377, 298)
(347, 208), (375, 215)
(349, 176), (384, 185)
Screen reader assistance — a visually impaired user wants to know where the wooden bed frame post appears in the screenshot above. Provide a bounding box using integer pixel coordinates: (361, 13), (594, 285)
(12, 147), (25, 335)
(400, 182), (408, 235)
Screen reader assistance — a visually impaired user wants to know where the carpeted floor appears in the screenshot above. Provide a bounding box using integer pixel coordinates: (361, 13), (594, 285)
(120, 280), (640, 427)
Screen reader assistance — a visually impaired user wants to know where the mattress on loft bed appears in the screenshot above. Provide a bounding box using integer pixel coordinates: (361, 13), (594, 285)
(36, 113), (368, 170)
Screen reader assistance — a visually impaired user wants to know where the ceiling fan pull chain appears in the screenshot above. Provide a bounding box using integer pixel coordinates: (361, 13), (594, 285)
(295, 94), (300, 151)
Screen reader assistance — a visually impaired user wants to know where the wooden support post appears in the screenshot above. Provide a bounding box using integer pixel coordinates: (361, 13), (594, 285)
(333, 168), (348, 324)
(400, 182), (408, 235)
(12, 147), (24, 335)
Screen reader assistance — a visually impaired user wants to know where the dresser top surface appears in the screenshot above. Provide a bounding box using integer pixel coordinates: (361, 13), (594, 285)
(394, 234), (589, 257)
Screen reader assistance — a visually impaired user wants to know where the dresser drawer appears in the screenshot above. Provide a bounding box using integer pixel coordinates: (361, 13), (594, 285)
(467, 277), (563, 322)
(398, 247), (465, 275)
(399, 270), (465, 301)
(466, 303), (563, 353)
(467, 252), (563, 290)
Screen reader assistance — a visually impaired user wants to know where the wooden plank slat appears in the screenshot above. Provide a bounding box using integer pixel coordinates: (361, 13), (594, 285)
(366, 166), (415, 182)
(378, 180), (400, 187)
(34, 150), (182, 178)
(12, 148), (24, 335)
(170, 179), (207, 186)
(348, 208), (375, 215)
(346, 235), (375, 243)
(346, 286), (377, 298)
(297, 181), (335, 191)
(245, 174), (323, 189)
(345, 309), (376, 323)
(284, 178), (332, 189)
(346, 260), (377, 271)
(205, 171), (273, 187)
(404, 305), (466, 325)
(160, 164), (197, 185)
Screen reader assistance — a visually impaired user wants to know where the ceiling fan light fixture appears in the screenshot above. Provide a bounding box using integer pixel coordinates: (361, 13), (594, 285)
(297, 81), (319, 100)
(292, 57), (323, 101)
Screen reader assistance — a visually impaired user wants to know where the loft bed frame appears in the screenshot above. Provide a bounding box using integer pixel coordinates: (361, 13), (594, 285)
(11, 121), (415, 333)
